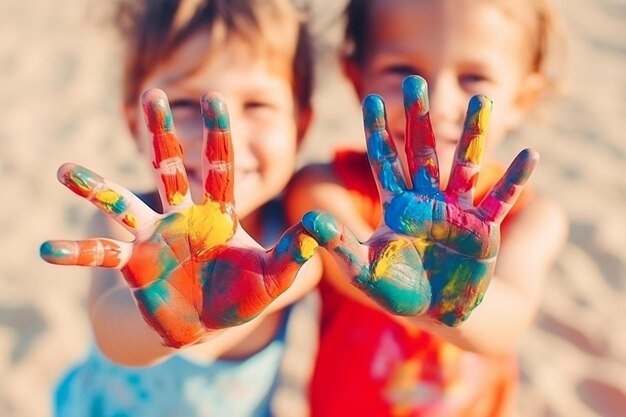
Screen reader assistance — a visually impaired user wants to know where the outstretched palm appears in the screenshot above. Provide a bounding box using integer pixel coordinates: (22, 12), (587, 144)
(41, 90), (316, 347)
(302, 76), (537, 326)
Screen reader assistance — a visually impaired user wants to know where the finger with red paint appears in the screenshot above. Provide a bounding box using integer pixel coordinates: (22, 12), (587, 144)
(142, 89), (194, 211)
(477, 148), (539, 224)
(445, 95), (491, 206)
(403, 75), (440, 195)
(40, 163), (159, 268)
(200, 93), (235, 206)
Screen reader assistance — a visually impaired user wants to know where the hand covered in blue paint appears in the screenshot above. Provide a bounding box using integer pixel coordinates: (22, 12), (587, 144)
(40, 90), (317, 347)
(302, 76), (538, 326)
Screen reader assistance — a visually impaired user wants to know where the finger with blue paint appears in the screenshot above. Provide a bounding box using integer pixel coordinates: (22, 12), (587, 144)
(363, 94), (407, 199)
(477, 148), (539, 223)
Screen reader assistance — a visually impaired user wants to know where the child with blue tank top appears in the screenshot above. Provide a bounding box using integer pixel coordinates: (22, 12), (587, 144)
(41, 1), (321, 416)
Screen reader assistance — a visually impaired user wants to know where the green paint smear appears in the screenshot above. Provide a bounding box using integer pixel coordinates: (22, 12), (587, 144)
(39, 242), (65, 259)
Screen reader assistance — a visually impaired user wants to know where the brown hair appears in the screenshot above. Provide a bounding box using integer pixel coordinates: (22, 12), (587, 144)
(344, 0), (567, 94)
(115, 0), (313, 110)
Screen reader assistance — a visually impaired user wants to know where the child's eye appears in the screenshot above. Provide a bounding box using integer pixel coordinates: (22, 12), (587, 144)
(169, 99), (200, 112)
(245, 101), (272, 109)
(244, 101), (276, 114)
(459, 73), (492, 87)
(383, 65), (420, 78)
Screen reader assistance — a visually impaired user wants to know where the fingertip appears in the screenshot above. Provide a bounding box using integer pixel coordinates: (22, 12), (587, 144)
(40, 241), (72, 264)
(200, 93), (230, 129)
(56, 162), (78, 182)
(140, 88), (167, 106)
(468, 95), (493, 113)
(512, 148), (540, 184)
(520, 147), (540, 164)
(200, 91), (224, 102)
(141, 88), (174, 131)
(465, 95), (492, 135)
(402, 75), (429, 116)
(56, 164), (102, 197)
(39, 241), (53, 261)
(301, 210), (340, 246)
(515, 148), (540, 170)
(301, 210), (323, 232)
(362, 94), (386, 133)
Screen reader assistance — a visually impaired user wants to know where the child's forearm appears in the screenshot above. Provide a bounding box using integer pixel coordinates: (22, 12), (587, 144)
(409, 277), (538, 355)
(90, 285), (188, 365)
(90, 256), (322, 366)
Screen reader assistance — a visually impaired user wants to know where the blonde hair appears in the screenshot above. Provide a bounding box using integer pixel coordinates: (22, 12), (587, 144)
(344, 0), (567, 94)
(115, 0), (313, 110)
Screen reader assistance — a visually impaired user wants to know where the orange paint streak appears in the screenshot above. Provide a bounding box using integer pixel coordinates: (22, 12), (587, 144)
(123, 242), (164, 288)
(150, 108), (189, 203)
(150, 304), (204, 348)
(167, 268), (202, 311)
(123, 214), (137, 229)
(204, 130), (234, 203)
(76, 240), (122, 267)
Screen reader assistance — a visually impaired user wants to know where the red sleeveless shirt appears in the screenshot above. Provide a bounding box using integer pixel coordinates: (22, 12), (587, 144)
(310, 150), (528, 417)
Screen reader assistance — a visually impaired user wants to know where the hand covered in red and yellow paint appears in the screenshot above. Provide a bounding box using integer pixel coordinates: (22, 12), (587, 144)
(302, 76), (537, 326)
(40, 90), (317, 347)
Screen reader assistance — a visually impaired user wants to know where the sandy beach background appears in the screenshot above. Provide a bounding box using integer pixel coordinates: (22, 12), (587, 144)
(0, 0), (624, 416)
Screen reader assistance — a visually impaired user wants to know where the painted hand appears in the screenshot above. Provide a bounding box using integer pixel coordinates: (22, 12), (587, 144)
(302, 76), (538, 326)
(40, 90), (317, 347)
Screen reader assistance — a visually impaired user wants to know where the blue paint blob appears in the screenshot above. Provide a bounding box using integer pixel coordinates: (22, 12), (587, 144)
(362, 94), (386, 133)
(40, 241), (63, 260)
(108, 195), (128, 215)
(411, 166), (438, 195)
(402, 75), (429, 116)
(385, 194), (432, 236)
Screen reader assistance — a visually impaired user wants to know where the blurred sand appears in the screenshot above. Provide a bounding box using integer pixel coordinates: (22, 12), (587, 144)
(0, 0), (625, 416)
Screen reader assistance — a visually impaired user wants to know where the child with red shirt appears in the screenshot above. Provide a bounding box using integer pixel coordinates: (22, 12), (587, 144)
(287, 1), (568, 416)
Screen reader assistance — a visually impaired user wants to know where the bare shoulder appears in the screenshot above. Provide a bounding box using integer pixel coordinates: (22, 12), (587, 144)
(287, 162), (375, 240)
(288, 163), (341, 190)
(286, 163), (346, 218)
(505, 194), (569, 249)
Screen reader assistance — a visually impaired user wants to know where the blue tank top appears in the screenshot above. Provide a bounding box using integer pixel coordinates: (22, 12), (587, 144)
(54, 198), (296, 417)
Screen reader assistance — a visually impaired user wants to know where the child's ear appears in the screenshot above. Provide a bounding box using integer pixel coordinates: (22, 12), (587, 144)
(508, 72), (545, 128)
(296, 106), (313, 144)
(342, 56), (364, 99)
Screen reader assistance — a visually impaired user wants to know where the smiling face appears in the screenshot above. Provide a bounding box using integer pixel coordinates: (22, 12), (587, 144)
(348, 0), (542, 186)
(129, 31), (302, 220)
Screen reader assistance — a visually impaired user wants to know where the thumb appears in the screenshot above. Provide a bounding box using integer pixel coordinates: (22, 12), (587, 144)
(262, 222), (319, 298)
(301, 211), (370, 286)
(302, 211), (431, 316)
